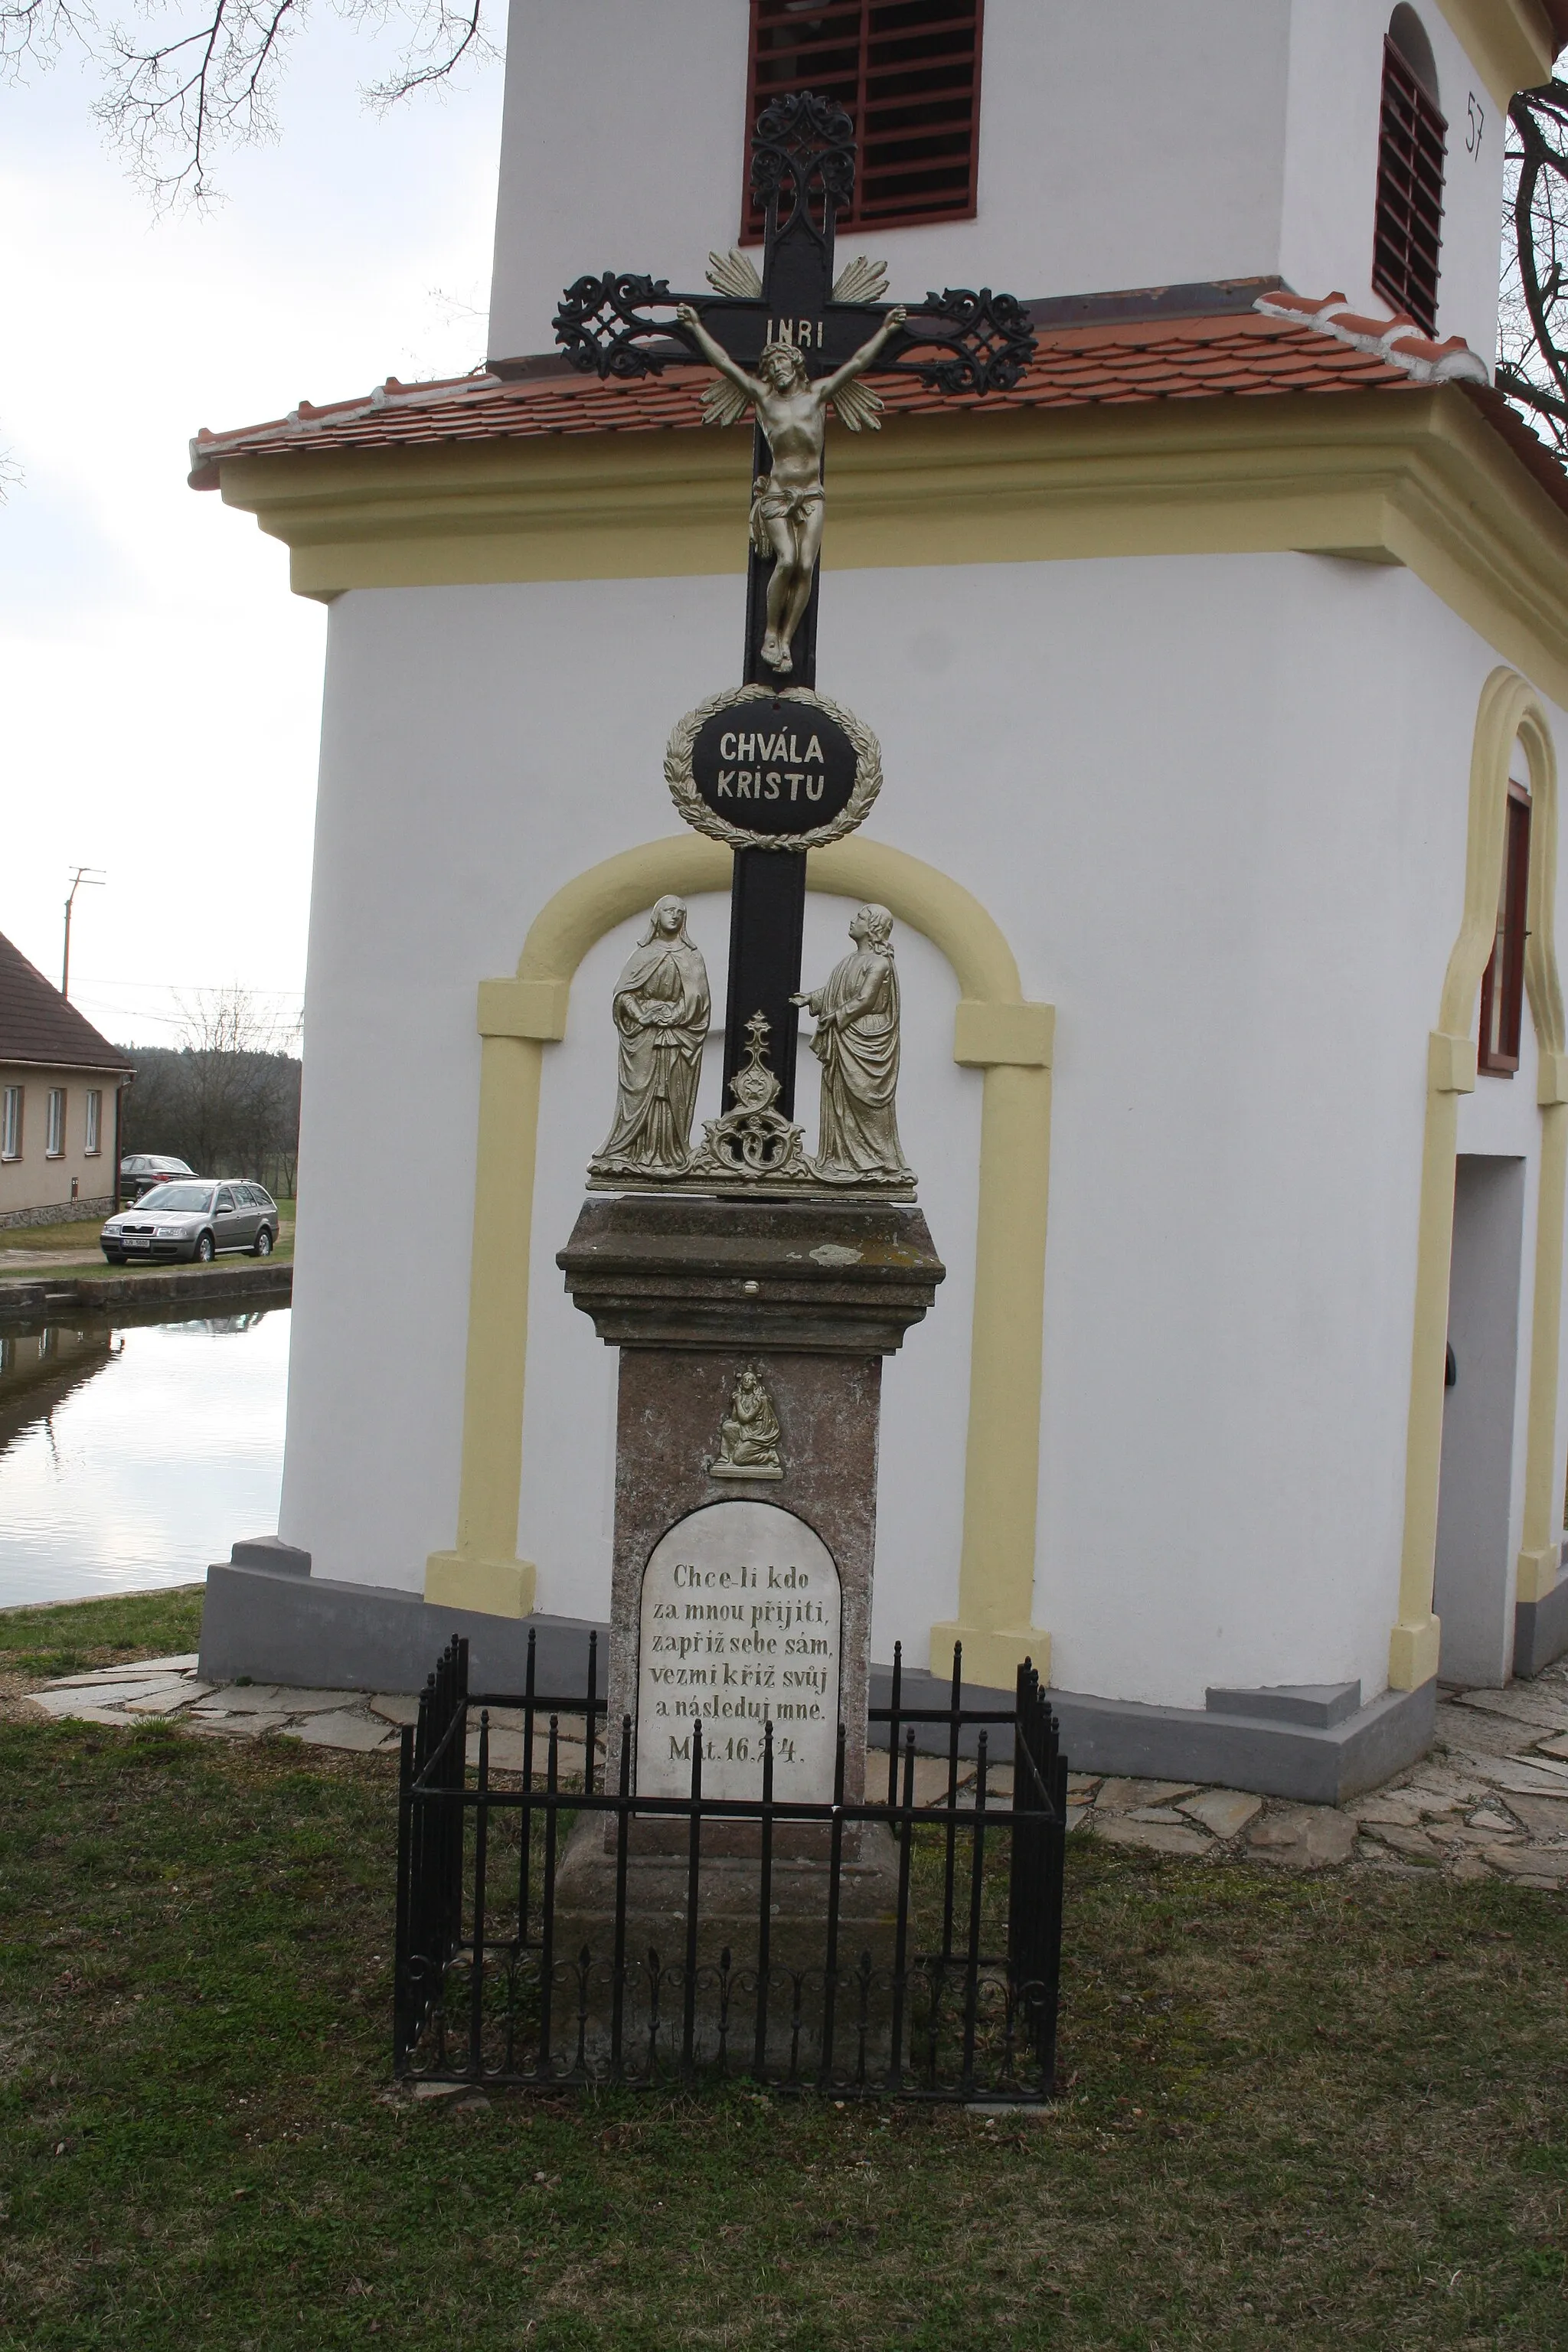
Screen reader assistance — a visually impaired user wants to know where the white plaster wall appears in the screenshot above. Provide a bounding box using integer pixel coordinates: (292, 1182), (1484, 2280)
(488, 2), (1504, 374)
(1279, 2), (1505, 359)
(488, 0), (1293, 359)
(277, 547), (1568, 1710)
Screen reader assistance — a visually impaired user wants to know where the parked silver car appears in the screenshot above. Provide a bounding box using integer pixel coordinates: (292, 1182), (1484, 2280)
(118, 1153), (194, 1204)
(101, 1181), (279, 1265)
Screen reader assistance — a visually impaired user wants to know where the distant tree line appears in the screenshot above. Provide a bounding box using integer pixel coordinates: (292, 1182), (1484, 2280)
(119, 989), (301, 1198)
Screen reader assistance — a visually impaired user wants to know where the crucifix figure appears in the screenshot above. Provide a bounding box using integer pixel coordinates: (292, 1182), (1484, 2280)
(556, 90), (1034, 1123)
(673, 302), (907, 675)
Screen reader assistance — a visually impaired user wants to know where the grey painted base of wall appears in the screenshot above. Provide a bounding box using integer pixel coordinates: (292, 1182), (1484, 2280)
(0, 1194), (114, 1231)
(201, 1547), (1436, 1802)
(884, 1666), (1434, 1803)
(1514, 1568), (1568, 1679)
(200, 1545), (603, 1697)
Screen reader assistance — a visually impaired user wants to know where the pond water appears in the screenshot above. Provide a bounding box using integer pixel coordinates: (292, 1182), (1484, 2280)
(0, 1306), (289, 1610)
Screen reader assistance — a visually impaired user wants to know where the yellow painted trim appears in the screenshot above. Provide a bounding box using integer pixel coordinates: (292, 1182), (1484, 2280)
(425, 1552), (534, 1619)
(1518, 695), (1568, 1608)
(427, 834), (1056, 1673)
(928, 1622), (1051, 1691)
(953, 999), (1054, 1067)
(1390, 671), (1566, 1684)
(1429, 1030), (1478, 1093)
(476, 976), (570, 1040)
(217, 392), (1568, 707)
(1433, 0), (1556, 108)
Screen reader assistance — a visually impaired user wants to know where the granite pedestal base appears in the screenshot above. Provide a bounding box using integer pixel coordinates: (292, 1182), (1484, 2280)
(559, 1193), (943, 1808)
(550, 1813), (903, 2073)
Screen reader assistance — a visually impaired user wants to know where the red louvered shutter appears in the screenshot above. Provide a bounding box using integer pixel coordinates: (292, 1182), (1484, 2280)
(743, 0), (983, 239)
(1371, 34), (1446, 335)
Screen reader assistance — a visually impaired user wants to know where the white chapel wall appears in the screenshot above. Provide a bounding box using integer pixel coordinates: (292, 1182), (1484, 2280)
(488, 2), (1507, 376)
(487, 0), (1295, 359)
(1279, 1), (1506, 359)
(277, 548), (1568, 1710)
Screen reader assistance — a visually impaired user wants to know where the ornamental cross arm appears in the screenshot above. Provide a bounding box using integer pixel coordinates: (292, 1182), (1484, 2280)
(553, 276), (1036, 397)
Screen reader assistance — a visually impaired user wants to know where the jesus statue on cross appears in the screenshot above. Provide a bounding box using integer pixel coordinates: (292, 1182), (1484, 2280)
(674, 301), (908, 675)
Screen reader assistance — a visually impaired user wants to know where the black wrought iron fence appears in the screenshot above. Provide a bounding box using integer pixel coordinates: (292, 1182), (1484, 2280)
(393, 1631), (1067, 2102)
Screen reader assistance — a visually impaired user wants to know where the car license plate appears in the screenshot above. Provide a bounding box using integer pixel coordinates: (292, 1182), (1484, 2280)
(126, 1239), (151, 1250)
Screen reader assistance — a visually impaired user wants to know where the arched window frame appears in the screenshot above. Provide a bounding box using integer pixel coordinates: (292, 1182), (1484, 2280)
(1478, 776), (1533, 1075)
(1372, 11), (1447, 335)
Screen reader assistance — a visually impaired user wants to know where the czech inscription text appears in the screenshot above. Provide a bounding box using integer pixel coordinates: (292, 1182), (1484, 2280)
(635, 1499), (842, 1802)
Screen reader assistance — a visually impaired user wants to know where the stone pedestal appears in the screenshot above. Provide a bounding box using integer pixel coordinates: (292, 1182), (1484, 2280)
(558, 1194), (943, 1806)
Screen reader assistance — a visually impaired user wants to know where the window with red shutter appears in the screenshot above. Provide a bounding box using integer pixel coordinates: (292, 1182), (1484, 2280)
(743, 0), (983, 238)
(1371, 19), (1446, 334)
(1478, 782), (1531, 1076)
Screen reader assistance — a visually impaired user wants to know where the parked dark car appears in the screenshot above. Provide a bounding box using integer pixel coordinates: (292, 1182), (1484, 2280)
(118, 1153), (194, 1204)
(101, 1181), (279, 1265)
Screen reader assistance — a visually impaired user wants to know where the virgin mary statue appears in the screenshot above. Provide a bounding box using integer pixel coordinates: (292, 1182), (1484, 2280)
(590, 897), (710, 1178)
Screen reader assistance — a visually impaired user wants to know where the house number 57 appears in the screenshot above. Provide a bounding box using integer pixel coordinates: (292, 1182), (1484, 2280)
(1467, 92), (1485, 156)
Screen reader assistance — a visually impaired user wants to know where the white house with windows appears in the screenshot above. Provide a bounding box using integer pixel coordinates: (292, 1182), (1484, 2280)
(0, 931), (131, 1227)
(196, 0), (1568, 1797)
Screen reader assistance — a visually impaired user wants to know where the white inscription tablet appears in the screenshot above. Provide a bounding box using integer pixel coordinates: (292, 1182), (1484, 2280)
(636, 1499), (842, 1802)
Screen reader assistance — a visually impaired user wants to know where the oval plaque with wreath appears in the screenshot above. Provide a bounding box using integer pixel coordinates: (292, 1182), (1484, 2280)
(665, 683), (882, 851)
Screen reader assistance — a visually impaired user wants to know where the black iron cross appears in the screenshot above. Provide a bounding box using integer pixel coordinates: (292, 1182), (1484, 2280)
(555, 93), (1035, 1117)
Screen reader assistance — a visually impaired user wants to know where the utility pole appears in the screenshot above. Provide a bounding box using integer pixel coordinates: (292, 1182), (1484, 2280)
(61, 867), (104, 999)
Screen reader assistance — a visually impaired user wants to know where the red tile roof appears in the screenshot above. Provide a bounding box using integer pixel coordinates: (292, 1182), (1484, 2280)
(0, 933), (132, 1074)
(188, 308), (1438, 487)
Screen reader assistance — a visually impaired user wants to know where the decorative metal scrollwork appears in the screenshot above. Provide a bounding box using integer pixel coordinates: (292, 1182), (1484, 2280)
(1501, 81), (1568, 457)
(750, 89), (857, 230)
(884, 289), (1037, 397)
(553, 272), (681, 379)
(554, 276), (1036, 393)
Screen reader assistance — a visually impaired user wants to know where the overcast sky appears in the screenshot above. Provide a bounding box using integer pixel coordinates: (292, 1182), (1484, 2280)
(0, 25), (507, 1048)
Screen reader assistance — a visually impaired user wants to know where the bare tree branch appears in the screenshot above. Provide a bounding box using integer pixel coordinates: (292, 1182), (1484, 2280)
(354, 0), (494, 111)
(0, 0), (97, 77)
(96, 0), (300, 201)
(0, 0), (492, 201)
(1501, 82), (1568, 460)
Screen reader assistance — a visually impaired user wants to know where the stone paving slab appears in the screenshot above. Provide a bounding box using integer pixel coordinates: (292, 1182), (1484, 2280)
(1501, 1792), (1568, 1839)
(1247, 1807), (1357, 1868)
(1178, 1790), (1263, 1838)
(286, 1711), (399, 1753)
(1093, 1816), (1211, 1857)
(26, 1650), (1568, 1893)
(1093, 1779), (1198, 1813)
(1488, 1843), (1568, 1879)
(1362, 1823), (1443, 1864)
(47, 1655), (200, 1687)
(247, 1688), (363, 1715)
(32, 1678), (181, 1712)
(122, 1684), (217, 1715)
(1433, 1704), (1544, 1758)
(1462, 1754), (1568, 1799)
(1451, 1687), (1568, 1733)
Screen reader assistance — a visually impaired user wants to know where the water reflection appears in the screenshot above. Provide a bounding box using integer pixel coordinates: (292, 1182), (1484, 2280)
(0, 1306), (289, 1609)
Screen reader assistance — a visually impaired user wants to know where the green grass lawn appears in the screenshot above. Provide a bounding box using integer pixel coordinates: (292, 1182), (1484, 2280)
(0, 1201), (295, 1280)
(0, 1586), (204, 1681)
(3, 1596), (1567, 2349)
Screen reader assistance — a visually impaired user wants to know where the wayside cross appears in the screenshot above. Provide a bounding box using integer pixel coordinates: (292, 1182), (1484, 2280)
(554, 91), (1036, 1119)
